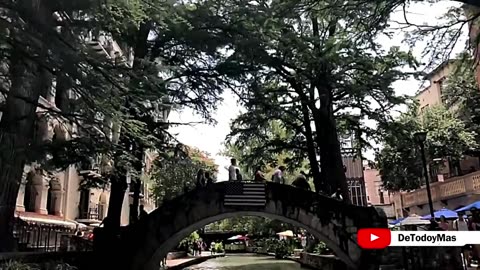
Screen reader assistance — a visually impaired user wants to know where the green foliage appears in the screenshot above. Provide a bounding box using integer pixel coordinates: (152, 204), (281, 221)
(402, 2), (480, 70)
(271, 239), (291, 259)
(0, 261), (76, 270)
(0, 261), (34, 270)
(214, 242), (224, 253)
(151, 144), (217, 203)
(205, 216), (294, 236)
(189, 0), (418, 193)
(314, 241), (332, 255)
(179, 231), (200, 251)
(223, 120), (311, 184)
(442, 53), (480, 144)
(377, 103), (477, 191)
(1, 0), (232, 181)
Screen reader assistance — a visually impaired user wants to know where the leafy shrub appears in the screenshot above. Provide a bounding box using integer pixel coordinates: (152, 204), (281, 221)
(54, 263), (77, 270)
(0, 261), (36, 270)
(214, 242), (224, 253)
(274, 240), (290, 259)
(178, 231), (200, 252)
(0, 260), (78, 270)
(314, 241), (332, 255)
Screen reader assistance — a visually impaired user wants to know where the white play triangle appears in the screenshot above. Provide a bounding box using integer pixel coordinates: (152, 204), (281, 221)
(370, 234), (379, 242)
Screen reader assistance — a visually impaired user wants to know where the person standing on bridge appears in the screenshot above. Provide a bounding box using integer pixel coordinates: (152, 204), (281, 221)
(254, 167), (266, 182)
(196, 169), (206, 187)
(228, 158), (239, 181)
(272, 165), (286, 184)
(292, 171), (311, 191)
(236, 168), (243, 181)
(205, 171), (215, 185)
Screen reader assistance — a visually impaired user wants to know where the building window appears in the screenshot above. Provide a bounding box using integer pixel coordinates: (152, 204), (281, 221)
(379, 190), (384, 204)
(348, 178), (367, 206)
(46, 183), (54, 215)
(24, 174), (35, 212)
(79, 189), (90, 219)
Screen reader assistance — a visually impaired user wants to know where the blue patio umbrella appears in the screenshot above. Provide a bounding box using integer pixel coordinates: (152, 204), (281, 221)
(456, 201), (480, 212)
(389, 217), (405, 225)
(420, 208), (458, 220)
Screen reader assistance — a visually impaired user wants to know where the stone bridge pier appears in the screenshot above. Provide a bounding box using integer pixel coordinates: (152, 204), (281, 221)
(106, 182), (387, 270)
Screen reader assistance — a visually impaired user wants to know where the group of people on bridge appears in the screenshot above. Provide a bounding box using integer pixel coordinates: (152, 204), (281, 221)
(227, 158), (313, 192)
(194, 158), (343, 200)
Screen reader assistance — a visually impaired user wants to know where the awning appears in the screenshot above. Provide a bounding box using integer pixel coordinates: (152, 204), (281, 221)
(420, 208), (459, 220)
(456, 201), (480, 213)
(227, 235), (249, 241)
(399, 214), (430, 226)
(15, 211), (78, 229)
(276, 230), (294, 237)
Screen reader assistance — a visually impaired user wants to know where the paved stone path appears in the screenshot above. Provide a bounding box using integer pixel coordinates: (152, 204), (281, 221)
(166, 252), (216, 267)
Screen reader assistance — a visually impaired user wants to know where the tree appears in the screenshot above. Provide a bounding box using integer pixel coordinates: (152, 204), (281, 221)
(377, 103), (477, 191)
(183, 0), (417, 197)
(381, 0), (480, 73)
(150, 144), (218, 203)
(224, 120), (311, 185)
(442, 52), (480, 144)
(205, 216), (294, 236)
(0, 0), (231, 249)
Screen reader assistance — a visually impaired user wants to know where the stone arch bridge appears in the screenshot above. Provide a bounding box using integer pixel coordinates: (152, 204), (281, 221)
(118, 182), (387, 270)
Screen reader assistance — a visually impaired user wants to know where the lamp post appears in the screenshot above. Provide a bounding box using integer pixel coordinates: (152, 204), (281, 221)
(414, 131), (435, 220)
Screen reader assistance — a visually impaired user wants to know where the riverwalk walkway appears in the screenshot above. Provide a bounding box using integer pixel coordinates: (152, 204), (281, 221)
(166, 252), (224, 269)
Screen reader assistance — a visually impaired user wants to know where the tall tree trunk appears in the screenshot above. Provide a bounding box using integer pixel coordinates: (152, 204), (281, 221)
(104, 173), (128, 230)
(300, 102), (322, 193)
(0, 49), (42, 252)
(0, 0), (52, 250)
(126, 21), (152, 224)
(308, 15), (347, 198)
(312, 100), (349, 202)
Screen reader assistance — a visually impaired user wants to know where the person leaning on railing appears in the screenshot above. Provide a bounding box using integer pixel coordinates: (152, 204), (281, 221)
(254, 167), (266, 182)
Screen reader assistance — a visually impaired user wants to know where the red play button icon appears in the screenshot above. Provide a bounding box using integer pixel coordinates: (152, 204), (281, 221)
(357, 228), (391, 249)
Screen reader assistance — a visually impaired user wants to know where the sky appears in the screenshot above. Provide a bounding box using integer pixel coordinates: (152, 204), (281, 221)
(169, 1), (467, 181)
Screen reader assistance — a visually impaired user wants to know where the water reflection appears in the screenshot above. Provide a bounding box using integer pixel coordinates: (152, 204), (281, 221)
(185, 254), (303, 270)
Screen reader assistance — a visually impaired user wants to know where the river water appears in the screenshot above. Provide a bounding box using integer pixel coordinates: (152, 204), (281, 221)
(185, 254), (304, 270)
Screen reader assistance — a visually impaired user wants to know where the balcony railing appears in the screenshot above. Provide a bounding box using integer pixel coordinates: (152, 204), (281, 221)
(401, 171), (480, 208)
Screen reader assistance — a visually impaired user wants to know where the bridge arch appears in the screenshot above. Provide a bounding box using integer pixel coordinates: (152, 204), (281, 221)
(121, 182), (387, 270)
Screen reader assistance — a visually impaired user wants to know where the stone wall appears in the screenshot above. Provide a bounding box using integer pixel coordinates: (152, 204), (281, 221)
(298, 252), (347, 270)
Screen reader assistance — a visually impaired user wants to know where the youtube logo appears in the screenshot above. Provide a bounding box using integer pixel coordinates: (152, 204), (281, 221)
(357, 228), (391, 249)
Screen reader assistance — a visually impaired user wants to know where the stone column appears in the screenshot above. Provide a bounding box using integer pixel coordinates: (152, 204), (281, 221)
(51, 190), (64, 216)
(32, 172), (49, 215)
(50, 178), (63, 217)
(15, 166), (31, 212)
